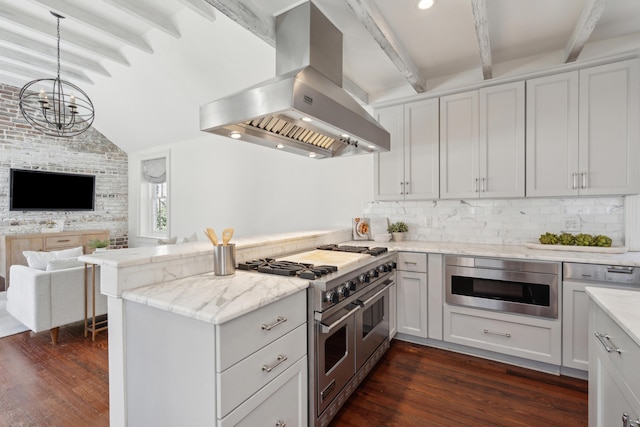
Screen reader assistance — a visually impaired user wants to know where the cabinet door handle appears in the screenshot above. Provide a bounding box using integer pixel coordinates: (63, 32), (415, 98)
(484, 329), (511, 338)
(405, 181), (409, 195)
(594, 332), (622, 354)
(275, 421), (287, 427)
(261, 316), (287, 331)
(581, 172), (587, 189)
(474, 178), (479, 192)
(572, 172), (578, 190)
(400, 182), (404, 195)
(262, 354), (288, 373)
(481, 177), (486, 192)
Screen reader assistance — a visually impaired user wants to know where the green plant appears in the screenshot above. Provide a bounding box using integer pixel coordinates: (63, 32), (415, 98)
(387, 221), (408, 233)
(87, 238), (110, 249)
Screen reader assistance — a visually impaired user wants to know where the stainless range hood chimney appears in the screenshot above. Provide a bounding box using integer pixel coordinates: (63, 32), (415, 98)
(199, 1), (390, 159)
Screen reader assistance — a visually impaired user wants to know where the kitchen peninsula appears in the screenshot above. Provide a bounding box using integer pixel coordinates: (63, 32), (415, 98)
(81, 229), (640, 426)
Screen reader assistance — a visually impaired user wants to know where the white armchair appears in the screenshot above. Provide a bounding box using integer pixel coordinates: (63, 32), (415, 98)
(6, 264), (107, 343)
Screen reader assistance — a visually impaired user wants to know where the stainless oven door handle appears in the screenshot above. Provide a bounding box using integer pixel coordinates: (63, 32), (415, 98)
(317, 305), (360, 334)
(356, 280), (395, 308)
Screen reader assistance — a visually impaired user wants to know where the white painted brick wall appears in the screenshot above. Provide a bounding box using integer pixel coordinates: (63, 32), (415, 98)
(364, 197), (626, 246)
(0, 84), (128, 245)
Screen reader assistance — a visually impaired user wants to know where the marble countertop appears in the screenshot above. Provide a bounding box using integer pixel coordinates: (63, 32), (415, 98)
(122, 270), (309, 325)
(586, 287), (640, 347)
(348, 240), (640, 266)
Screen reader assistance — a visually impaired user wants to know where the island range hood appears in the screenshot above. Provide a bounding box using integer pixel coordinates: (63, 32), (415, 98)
(199, 1), (390, 159)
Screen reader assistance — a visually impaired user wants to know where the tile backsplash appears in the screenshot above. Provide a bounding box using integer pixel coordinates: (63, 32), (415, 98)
(364, 197), (626, 246)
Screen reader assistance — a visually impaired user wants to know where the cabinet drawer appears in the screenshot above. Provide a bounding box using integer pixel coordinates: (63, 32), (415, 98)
(216, 291), (306, 371)
(217, 324), (307, 417)
(398, 252), (427, 272)
(594, 305), (640, 400)
(219, 357), (307, 427)
(45, 235), (82, 248)
(444, 305), (561, 364)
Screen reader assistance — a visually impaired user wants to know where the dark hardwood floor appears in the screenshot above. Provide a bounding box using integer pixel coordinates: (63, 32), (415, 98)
(329, 341), (588, 427)
(0, 322), (109, 427)
(0, 326), (587, 427)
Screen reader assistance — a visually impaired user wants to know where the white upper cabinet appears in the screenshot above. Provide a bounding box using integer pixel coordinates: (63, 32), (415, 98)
(374, 99), (439, 200)
(440, 81), (524, 199)
(579, 59), (639, 196)
(526, 71), (580, 197)
(527, 59), (640, 197)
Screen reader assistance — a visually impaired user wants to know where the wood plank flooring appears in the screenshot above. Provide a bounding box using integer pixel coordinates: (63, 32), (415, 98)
(0, 326), (587, 426)
(329, 340), (588, 427)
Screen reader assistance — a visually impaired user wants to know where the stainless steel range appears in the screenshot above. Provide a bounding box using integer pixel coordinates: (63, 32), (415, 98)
(239, 244), (397, 427)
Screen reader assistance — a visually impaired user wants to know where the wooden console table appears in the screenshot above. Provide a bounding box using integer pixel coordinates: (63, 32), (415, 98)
(0, 229), (109, 290)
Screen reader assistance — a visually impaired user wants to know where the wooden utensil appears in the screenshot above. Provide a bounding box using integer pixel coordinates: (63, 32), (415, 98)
(204, 228), (218, 246)
(221, 228), (234, 246)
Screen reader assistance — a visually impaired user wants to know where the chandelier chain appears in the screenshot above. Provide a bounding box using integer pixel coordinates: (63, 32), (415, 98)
(56, 15), (61, 80)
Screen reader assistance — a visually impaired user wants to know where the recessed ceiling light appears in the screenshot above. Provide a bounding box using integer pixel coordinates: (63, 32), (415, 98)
(301, 117), (313, 122)
(418, 0), (435, 10)
(276, 144), (285, 149)
(229, 131), (242, 139)
(308, 152), (317, 158)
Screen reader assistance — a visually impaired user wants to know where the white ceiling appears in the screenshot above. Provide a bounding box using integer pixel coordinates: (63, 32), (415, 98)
(1, 0), (639, 153)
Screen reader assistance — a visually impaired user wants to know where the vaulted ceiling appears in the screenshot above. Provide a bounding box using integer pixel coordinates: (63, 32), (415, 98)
(1, 0), (639, 153)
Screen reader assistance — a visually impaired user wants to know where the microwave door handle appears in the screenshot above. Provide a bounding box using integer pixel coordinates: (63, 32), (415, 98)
(356, 280), (395, 308)
(317, 305), (360, 334)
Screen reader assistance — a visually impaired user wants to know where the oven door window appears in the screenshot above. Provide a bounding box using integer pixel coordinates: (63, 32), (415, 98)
(451, 276), (550, 306)
(362, 297), (385, 338)
(324, 325), (347, 374)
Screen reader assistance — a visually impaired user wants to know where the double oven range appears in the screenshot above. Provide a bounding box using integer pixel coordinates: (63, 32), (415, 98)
(239, 244), (397, 427)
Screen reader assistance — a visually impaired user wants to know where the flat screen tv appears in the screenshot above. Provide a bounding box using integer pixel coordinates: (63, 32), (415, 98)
(10, 169), (96, 211)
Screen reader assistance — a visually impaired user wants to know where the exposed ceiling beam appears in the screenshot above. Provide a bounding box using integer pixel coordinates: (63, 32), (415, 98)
(343, 0), (426, 93)
(0, 28), (111, 77)
(0, 45), (93, 85)
(34, 0), (154, 54)
(178, 0), (218, 23)
(203, 0), (371, 104)
(564, 0), (609, 62)
(0, 3), (130, 65)
(0, 58), (93, 85)
(471, 0), (492, 80)
(103, 0), (182, 38)
(203, 0), (275, 46)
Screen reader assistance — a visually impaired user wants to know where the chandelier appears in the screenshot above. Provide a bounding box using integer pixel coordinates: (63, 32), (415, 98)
(19, 12), (95, 138)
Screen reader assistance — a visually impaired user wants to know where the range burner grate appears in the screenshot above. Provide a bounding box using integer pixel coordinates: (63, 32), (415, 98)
(317, 244), (388, 256)
(238, 258), (338, 280)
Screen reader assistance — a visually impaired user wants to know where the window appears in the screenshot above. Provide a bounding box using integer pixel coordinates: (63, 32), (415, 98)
(140, 156), (169, 237)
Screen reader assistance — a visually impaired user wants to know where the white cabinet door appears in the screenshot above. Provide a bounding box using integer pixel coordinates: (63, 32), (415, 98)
(579, 59), (640, 196)
(440, 90), (479, 199)
(526, 71), (580, 197)
(404, 98), (439, 200)
(562, 281), (590, 370)
(374, 105), (404, 200)
(479, 81), (525, 198)
(396, 270), (428, 338)
(375, 100), (439, 201)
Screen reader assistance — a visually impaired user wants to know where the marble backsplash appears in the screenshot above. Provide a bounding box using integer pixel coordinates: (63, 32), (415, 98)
(363, 197), (627, 246)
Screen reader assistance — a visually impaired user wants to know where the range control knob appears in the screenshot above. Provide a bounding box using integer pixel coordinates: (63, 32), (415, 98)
(359, 273), (369, 283)
(369, 269), (379, 278)
(346, 280), (357, 291)
(339, 285), (350, 298)
(377, 264), (388, 273)
(325, 290), (339, 304)
(387, 261), (396, 270)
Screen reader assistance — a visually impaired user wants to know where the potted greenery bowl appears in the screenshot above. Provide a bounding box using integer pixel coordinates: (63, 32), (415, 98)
(387, 221), (408, 242)
(88, 238), (110, 253)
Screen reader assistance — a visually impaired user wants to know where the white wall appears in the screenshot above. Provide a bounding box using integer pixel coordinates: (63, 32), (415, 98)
(129, 134), (373, 245)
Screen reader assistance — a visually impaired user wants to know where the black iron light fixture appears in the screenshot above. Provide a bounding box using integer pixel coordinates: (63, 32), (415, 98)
(19, 11), (95, 137)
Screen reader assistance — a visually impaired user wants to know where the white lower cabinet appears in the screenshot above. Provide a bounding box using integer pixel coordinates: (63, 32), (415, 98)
(589, 299), (640, 426)
(396, 252), (428, 338)
(562, 281), (590, 370)
(443, 305), (561, 365)
(220, 357), (308, 427)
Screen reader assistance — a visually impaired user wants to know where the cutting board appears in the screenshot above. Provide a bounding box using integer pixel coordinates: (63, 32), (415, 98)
(279, 250), (372, 270)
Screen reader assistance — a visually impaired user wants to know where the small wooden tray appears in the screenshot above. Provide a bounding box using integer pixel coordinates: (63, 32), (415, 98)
(525, 242), (627, 254)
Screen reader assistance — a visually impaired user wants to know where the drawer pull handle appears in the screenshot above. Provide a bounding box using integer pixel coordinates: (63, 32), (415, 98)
(261, 316), (287, 331)
(56, 239), (71, 243)
(276, 421), (287, 427)
(594, 332), (622, 354)
(262, 354), (288, 373)
(403, 261), (417, 265)
(484, 329), (511, 338)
